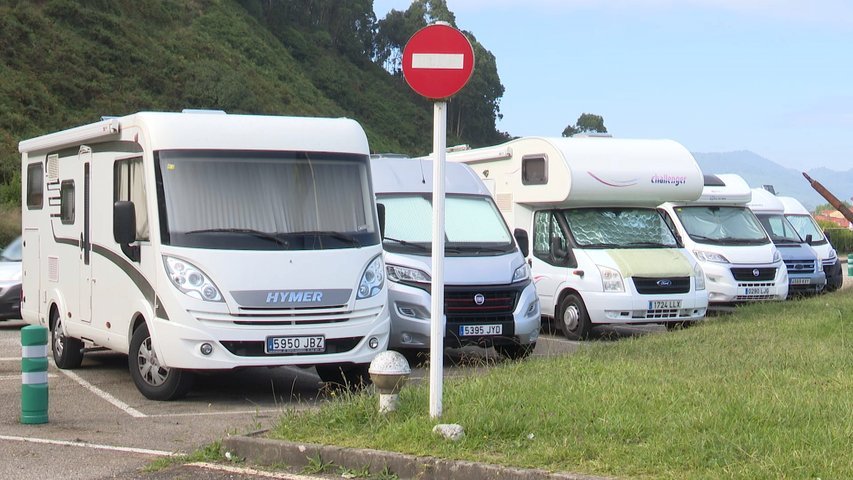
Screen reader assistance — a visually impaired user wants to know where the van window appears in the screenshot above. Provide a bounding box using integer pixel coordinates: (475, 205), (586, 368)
(26, 162), (44, 209)
(114, 157), (149, 241)
(533, 211), (568, 265)
(522, 155), (547, 185)
(60, 181), (75, 224)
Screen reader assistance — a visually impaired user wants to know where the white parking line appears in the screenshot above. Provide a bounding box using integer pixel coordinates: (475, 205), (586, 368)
(147, 409), (284, 418)
(0, 357), (22, 361)
(57, 368), (147, 418)
(188, 462), (328, 480)
(0, 434), (176, 456)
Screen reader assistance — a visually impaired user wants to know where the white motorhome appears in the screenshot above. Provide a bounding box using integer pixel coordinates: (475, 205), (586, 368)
(447, 137), (709, 340)
(371, 155), (540, 359)
(19, 111), (389, 400)
(748, 188), (825, 295)
(778, 195), (843, 291)
(660, 174), (788, 304)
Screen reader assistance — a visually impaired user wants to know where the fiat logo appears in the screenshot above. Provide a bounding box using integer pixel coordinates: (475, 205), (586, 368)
(752, 269), (760, 277)
(657, 279), (672, 287)
(474, 293), (485, 305)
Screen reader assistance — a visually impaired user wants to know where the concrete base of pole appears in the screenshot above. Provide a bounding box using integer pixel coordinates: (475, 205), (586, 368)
(379, 393), (400, 414)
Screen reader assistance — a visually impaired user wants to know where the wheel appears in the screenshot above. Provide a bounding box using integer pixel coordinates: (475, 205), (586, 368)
(316, 363), (371, 391)
(129, 323), (193, 400)
(495, 342), (536, 360)
(50, 308), (84, 369)
(558, 293), (592, 341)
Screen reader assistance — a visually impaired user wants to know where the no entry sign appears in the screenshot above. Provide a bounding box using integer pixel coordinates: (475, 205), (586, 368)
(402, 23), (475, 99)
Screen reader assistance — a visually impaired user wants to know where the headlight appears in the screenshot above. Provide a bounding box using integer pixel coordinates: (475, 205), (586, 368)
(386, 264), (431, 284)
(772, 249), (782, 264)
(357, 255), (385, 299)
(512, 263), (530, 283)
(829, 249), (837, 260)
(163, 256), (223, 302)
(693, 262), (706, 291)
(693, 250), (730, 264)
(597, 265), (624, 293)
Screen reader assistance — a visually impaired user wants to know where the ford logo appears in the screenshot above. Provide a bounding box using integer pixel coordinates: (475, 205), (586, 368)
(752, 269), (761, 277)
(656, 279), (672, 287)
(474, 293), (485, 305)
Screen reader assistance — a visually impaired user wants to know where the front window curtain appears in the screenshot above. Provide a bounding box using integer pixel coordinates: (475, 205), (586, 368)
(26, 163), (44, 209)
(114, 157), (149, 241)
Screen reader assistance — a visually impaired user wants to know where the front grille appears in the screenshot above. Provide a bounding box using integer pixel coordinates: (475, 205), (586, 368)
(220, 337), (361, 357)
(632, 276), (690, 294)
(784, 259), (815, 274)
(731, 267), (776, 281)
(444, 287), (520, 319)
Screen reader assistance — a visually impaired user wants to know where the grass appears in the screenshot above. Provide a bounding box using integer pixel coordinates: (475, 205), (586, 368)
(269, 293), (852, 479)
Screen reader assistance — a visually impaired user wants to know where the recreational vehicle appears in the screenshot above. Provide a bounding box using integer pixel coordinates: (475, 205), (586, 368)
(778, 195), (843, 291)
(447, 137), (709, 340)
(19, 111), (390, 400)
(660, 174), (788, 304)
(747, 188), (825, 295)
(371, 155), (540, 359)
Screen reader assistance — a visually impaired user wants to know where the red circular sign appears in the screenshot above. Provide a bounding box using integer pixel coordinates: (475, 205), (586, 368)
(402, 23), (475, 99)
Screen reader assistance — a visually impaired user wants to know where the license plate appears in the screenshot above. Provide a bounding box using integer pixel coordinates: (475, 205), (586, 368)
(790, 278), (810, 285)
(648, 299), (681, 310)
(265, 335), (325, 354)
(459, 324), (502, 336)
(741, 287), (771, 296)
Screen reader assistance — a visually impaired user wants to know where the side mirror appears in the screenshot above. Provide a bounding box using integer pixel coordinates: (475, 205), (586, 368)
(377, 203), (386, 240)
(114, 201), (139, 261)
(805, 234), (813, 245)
(550, 236), (568, 260)
(513, 228), (529, 257)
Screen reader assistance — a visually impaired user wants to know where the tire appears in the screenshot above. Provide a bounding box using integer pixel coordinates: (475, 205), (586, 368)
(129, 323), (193, 401)
(558, 293), (592, 341)
(316, 363), (371, 391)
(495, 342), (536, 360)
(50, 308), (84, 369)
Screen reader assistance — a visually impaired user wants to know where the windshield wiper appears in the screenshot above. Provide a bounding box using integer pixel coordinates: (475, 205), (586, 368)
(581, 242), (621, 248)
(383, 236), (429, 251)
(289, 231), (362, 247)
(184, 228), (289, 247)
(451, 244), (511, 254)
(626, 241), (673, 248)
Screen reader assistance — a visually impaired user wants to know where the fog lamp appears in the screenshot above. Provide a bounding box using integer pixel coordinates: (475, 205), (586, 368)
(200, 343), (213, 355)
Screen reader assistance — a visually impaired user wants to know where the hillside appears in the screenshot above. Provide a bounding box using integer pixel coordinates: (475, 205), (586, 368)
(0, 0), (504, 205)
(692, 150), (851, 211)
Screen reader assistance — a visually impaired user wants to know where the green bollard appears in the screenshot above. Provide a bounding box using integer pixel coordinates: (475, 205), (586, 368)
(848, 254), (852, 277)
(21, 325), (49, 424)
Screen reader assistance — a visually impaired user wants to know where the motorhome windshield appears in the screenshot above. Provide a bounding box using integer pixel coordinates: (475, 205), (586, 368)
(785, 214), (827, 245)
(756, 214), (804, 245)
(561, 208), (678, 248)
(155, 150), (379, 250)
(674, 206), (769, 246)
(378, 194), (514, 256)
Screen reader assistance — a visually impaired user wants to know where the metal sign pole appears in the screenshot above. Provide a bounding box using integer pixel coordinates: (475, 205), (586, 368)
(429, 101), (447, 419)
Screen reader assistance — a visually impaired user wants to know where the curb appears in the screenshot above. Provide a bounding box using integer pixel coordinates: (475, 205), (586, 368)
(223, 433), (613, 480)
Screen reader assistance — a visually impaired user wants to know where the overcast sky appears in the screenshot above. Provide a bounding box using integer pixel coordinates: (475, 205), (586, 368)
(373, 0), (853, 170)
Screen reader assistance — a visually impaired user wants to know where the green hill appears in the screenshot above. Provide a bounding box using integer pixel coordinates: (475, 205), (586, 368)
(0, 0), (505, 208)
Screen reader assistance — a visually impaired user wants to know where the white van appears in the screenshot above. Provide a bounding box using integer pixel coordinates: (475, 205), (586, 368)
(19, 111), (389, 399)
(660, 174), (788, 304)
(371, 155), (540, 359)
(748, 188), (825, 295)
(778, 195), (843, 291)
(448, 137), (709, 340)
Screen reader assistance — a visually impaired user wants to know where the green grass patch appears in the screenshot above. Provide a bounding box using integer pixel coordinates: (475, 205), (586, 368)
(270, 294), (853, 479)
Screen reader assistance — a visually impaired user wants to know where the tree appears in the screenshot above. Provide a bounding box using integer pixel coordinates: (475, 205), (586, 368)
(562, 113), (607, 137)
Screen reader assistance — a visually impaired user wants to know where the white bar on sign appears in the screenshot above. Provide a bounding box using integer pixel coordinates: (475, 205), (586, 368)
(412, 53), (464, 70)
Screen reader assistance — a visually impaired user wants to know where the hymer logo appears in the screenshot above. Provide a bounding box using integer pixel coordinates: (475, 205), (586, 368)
(266, 291), (324, 304)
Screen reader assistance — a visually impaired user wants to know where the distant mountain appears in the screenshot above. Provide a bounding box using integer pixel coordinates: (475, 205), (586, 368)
(691, 151), (852, 211)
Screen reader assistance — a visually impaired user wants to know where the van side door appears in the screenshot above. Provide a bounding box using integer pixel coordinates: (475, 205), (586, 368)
(530, 210), (573, 318)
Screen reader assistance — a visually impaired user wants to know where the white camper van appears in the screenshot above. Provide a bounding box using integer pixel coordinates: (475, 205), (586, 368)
(371, 155), (540, 359)
(660, 174), (788, 304)
(19, 111), (390, 400)
(778, 196), (843, 291)
(447, 137), (709, 340)
(748, 188), (825, 295)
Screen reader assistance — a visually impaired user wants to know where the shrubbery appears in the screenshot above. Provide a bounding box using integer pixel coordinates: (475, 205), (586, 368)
(825, 228), (853, 256)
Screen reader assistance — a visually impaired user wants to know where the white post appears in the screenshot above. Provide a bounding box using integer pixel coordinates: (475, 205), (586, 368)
(429, 101), (447, 419)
